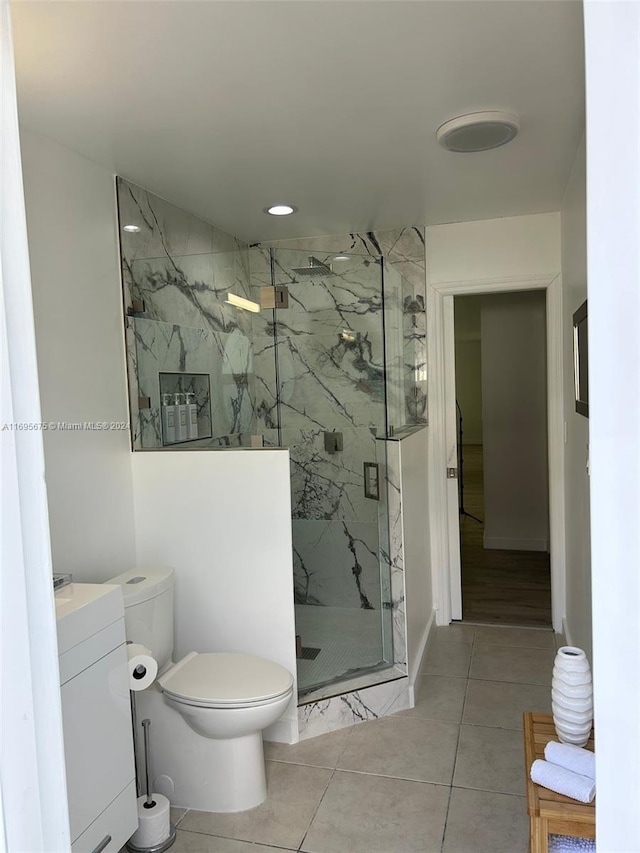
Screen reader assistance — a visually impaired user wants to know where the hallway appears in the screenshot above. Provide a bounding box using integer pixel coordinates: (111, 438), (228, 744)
(167, 624), (561, 852)
(460, 445), (552, 627)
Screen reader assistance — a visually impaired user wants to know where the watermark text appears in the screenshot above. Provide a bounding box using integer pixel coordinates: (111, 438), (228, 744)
(2, 421), (130, 432)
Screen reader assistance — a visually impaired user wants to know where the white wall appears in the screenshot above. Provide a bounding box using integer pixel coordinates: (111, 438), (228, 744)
(480, 291), (549, 551)
(584, 3), (640, 848)
(427, 212), (561, 285)
(20, 129), (137, 581)
(19, 129), (299, 746)
(131, 449), (298, 742)
(400, 429), (433, 682)
(2, 13), (69, 848)
(426, 212), (563, 624)
(560, 135), (592, 657)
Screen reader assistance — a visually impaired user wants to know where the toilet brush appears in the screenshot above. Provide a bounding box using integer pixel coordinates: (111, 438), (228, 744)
(126, 718), (177, 853)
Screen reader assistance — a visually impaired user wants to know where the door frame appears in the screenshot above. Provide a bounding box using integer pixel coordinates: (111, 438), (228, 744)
(427, 273), (566, 632)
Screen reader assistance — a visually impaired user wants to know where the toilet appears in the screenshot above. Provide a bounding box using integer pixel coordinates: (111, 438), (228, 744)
(107, 567), (294, 813)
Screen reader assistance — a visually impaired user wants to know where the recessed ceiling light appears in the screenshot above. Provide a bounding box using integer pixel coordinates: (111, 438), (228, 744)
(436, 111), (520, 153)
(264, 205), (297, 216)
(123, 224), (141, 232)
(333, 255), (350, 261)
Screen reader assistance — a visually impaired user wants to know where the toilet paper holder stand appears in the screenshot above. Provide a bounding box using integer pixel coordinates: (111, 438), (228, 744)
(126, 697), (176, 853)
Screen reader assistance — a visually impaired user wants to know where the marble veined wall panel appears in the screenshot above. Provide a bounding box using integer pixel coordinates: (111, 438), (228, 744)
(131, 317), (256, 448)
(127, 253), (253, 338)
(117, 178), (255, 448)
(381, 439), (406, 671)
(284, 427), (379, 523)
(292, 518), (381, 609)
(257, 227), (427, 430)
(118, 178), (243, 262)
(298, 675), (410, 740)
(271, 333), (385, 432)
(257, 226), (424, 287)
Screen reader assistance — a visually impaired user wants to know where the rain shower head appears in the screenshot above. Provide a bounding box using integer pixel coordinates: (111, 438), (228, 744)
(291, 256), (333, 277)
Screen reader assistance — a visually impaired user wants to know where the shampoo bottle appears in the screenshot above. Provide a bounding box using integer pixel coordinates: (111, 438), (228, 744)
(161, 393), (176, 445)
(185, 392), (198, 440)
(174, 392), (188, 442)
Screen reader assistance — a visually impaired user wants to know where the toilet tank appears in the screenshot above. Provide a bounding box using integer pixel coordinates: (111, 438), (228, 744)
(106, 567), (174, 671)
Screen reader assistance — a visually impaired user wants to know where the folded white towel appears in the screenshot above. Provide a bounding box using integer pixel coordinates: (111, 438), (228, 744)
(549, 834), (596, 852)
(530, 759), (595, 803)
(545, 740), (596, 780)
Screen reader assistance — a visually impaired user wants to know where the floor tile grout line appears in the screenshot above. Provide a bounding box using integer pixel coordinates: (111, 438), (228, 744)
(296, 766), (336, 853)
(450, 783), (526, 799)
(315, 766), (459, 788)
(450, 687), (466, 790)
(449, 781), (526, 797)
(172, 809), (188, 828)
(460, 672), (471, 728)
(333, 726), (355, 767)
(439, 784), (454, 853)
(461, 675), (552, 687)
(441, 680), (467, 853)
(179, 827), (297, 851)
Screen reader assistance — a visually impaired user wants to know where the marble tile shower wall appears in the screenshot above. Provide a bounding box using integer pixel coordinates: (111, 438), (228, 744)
(297, 429), (409, 738)
(255, 227), (427, 433)
(250, 246), (390, 612)
(251, 228), (426, 616)
(117, 178), (256, 448)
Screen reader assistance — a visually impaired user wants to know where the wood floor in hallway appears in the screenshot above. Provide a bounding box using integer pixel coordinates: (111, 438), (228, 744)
(459, 444), (552, 628)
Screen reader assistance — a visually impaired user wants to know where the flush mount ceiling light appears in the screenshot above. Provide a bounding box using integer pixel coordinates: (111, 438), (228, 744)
(436, 111), (520, 153)
(264, 204), (297, 216)
(122, 224), (141, 232)
(333, 255), (350, 261)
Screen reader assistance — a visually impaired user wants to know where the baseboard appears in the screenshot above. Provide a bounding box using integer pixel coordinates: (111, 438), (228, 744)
(264, 713), (298, 745)
(483, 535), (549, 552)
(410, 608), (436, 686)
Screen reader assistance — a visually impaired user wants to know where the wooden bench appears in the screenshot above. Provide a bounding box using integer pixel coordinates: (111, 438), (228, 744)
(523, 712), (595, 853)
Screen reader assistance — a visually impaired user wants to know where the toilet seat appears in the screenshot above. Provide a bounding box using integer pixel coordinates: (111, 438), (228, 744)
(158, 651), (294, 709)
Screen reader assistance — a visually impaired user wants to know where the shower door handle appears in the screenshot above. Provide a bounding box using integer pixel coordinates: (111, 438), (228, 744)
(363, 462), (380, 501)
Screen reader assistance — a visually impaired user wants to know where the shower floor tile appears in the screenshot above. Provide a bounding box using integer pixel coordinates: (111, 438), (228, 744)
(295, 605), (386, 695)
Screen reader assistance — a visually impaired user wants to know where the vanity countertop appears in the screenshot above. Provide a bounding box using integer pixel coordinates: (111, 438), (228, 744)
(55, 582), (124, 655)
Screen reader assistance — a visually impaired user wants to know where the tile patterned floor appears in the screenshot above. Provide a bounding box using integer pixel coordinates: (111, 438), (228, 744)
(168, 625), (563, 853)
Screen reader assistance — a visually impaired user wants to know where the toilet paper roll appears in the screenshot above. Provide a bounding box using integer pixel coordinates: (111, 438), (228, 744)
(130, 794), (171, 848)
(127, 644), (158, 691)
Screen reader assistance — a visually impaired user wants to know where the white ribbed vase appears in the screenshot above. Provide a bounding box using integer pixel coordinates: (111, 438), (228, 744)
(551, 646), (593, 747)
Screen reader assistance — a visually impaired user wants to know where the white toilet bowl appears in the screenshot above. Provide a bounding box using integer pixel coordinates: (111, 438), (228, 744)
(106, 568), (295, 813)
(157, 651), (294, 812)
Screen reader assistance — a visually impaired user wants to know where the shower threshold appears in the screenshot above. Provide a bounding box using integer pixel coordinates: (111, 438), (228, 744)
(297, 662), (405, 706)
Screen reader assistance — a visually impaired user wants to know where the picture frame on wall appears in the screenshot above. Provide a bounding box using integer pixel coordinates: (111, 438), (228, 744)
(573, 299), (589, 417)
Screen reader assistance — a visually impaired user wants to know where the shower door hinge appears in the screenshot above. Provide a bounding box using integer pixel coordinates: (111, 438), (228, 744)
(127, 299), (146, 315)
(259, 285), (289, 310)
(447, 467), (458, 479)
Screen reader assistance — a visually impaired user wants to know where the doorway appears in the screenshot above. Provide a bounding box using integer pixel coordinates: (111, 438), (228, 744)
(454, 291), (552, 627)
(427, 273), (565, 633)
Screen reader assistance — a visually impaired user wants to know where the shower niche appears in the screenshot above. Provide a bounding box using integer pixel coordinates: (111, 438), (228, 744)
(158, 372), (212, 446)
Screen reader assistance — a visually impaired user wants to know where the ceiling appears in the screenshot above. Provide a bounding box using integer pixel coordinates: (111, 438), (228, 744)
(11, 1), (585, 243)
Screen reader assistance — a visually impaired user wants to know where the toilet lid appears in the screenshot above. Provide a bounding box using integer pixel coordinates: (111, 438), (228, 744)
(159, 652), (294, 706)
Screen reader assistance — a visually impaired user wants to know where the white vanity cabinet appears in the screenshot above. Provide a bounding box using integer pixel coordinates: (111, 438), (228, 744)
(56, 583), (137, 853)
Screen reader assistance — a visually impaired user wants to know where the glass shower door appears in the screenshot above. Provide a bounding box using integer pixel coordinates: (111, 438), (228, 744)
(262, 247), (394, 698)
